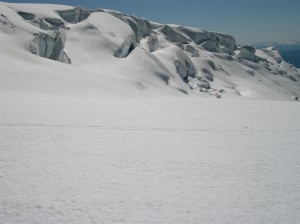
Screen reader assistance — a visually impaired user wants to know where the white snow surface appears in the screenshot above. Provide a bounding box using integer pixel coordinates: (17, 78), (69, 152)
(1, 2), (300, 224)
(1, 95), (300, 224)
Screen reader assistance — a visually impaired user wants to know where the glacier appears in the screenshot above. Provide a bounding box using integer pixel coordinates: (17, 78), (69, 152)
(1, 2), (300, 224)
(0, 2), (299, 100)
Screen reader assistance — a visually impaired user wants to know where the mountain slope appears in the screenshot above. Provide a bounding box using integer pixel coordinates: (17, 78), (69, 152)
(0, 2), (300, 100)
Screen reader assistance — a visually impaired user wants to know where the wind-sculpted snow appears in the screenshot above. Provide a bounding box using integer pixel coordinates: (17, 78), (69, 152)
(0, 2), (300, 100)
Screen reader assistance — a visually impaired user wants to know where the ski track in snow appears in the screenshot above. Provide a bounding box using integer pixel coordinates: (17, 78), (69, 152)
(0, 122), (300, 133)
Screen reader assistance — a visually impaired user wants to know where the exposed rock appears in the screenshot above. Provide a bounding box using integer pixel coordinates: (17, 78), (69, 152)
(158, 25), (190, 44)
(239, 46), (256, 62)
(57, 7), (90, 23)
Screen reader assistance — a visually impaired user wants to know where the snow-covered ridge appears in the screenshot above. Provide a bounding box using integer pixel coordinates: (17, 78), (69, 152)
(0, 2), (299, 100)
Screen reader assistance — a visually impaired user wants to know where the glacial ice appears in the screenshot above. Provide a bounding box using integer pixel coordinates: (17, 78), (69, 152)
(174, 47), (196, 80)
(148, 33), (158, 52)
(108, 11), (152, 42)
(239, 46), (256, 62)
(0, 3), (299, 99)
(30, 29), (71, 63)
(57, 7), (90, 24)
(158, 25), (190, 44)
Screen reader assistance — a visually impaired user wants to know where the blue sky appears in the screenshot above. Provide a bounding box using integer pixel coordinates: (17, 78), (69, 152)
(4, 0), (300, 44)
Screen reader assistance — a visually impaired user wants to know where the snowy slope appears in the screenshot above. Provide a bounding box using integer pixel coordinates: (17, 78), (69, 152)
(1, 3), (300, 224)
(1, 95), (300, 224)
(0, 2), (300, 100)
